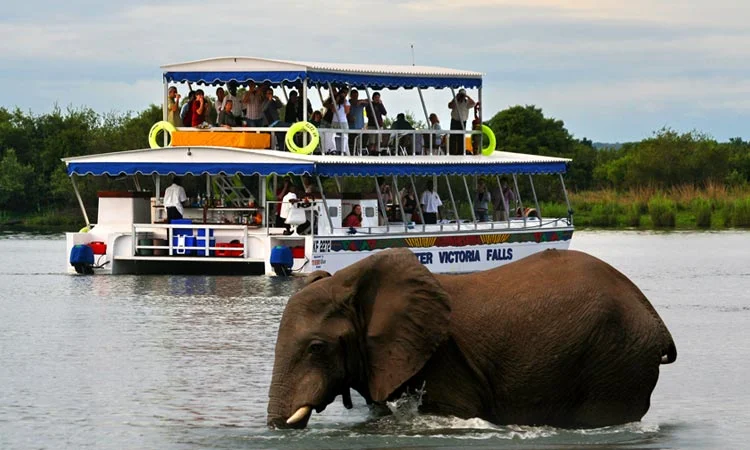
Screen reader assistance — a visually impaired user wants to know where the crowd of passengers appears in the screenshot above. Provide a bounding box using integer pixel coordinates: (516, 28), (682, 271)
(166, 81), (479, 155)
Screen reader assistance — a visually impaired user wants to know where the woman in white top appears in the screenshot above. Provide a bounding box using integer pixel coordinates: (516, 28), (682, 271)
(330, 87), (351, 155)
(428, 113), (443, 154)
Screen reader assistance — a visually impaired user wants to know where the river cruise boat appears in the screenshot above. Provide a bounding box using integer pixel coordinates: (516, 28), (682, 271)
(63, 57), (574, 276)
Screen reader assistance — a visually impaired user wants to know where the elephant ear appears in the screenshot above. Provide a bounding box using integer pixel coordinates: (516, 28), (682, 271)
(333, 248), (452, 402)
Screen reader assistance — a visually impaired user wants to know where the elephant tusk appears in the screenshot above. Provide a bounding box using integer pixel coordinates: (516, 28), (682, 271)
(286, 406), (312, 425)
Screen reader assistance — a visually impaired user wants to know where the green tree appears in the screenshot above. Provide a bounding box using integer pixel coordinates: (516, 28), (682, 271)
(486, 105), (595, 191)
(0, 149), (35, 211)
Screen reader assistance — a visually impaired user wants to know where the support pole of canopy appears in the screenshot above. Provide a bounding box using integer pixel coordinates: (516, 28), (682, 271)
(559, 173), (573, 224)
(392, 176), (407, 232)
(302, 79), (309, 147)
(163, 81), (169, 147)
(409, 176), (426, 232)
(417, 88), (429, 155)
(374, 179), (390, 232)
(316, 175), (335, 234)
(528, 174), (542, 226)
(334, 177), (342, 194)
(478, 86), (483, 153)
(281, 85), (289, 103)
(70, 176), (90, 228)
(154, 175), (161, 207)
(444, 175), (459, 230)
(512, 174), (525, 228)
(462, 176), (477, 228)
(495, 175), (510, 227)
(260, 175), (267, 227)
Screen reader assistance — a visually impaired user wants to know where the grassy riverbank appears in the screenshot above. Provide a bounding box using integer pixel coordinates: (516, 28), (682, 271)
(542, 184), (750, 229)
(4, 185), (750, 233)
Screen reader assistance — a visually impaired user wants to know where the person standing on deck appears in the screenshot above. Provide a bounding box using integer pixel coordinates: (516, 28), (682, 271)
(241, 81), (264, 127)
(448, 88), (476, 155)
(420, 180), (442, 224)
(347, 89), (367, 153)
(190, 89), (207, 127)
(164, 176), (188, 222)
(167, 86), (181, 127)
(214, 87), (226, 124)
(475, 180), (491, 222)
(366, 92), (387, 154)
(331, 87), (351, 155)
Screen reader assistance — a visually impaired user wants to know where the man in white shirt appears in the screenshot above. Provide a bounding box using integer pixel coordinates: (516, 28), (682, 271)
(279, 187), (298, 234)
(164, 177), (188, 222)
(420, 180), (442, 224)
(448, 88), (476, 155)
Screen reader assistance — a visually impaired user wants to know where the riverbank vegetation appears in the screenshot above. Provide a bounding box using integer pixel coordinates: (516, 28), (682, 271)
(0, 103), (748, 230)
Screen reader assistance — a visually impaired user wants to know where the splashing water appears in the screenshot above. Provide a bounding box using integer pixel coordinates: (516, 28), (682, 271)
(385, 381), (426, 421)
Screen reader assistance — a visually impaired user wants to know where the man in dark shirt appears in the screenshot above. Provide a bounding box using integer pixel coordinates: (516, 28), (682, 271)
(366, 92), (387, 153)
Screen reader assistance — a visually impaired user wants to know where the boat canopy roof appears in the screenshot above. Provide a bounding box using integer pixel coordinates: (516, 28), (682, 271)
(63, 147), (569, 178)
(161, 57), (482, 90)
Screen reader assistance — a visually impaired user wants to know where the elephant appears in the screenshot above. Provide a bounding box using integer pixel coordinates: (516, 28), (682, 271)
(267, 248), (677, 429)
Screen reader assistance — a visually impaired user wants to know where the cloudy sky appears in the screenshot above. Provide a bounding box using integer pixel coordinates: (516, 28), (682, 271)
(3, 0), (749, 142)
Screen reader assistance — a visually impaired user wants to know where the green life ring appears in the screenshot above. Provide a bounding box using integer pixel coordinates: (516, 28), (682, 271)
(481, 125), (496, 156)
(285, 121), (320, 155)
(148, 121), (177, 149)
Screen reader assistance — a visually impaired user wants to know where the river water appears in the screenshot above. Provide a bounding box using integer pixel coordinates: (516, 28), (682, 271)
(0, 231), (748, 449)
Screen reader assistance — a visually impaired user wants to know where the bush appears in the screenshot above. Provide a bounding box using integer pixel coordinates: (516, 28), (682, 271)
(625, 203), (641, 227)
(539, 201), (569, 218)
(589, 202), (619, 227)
(692, 198), (713, 228)
(648, 195), (676, 227)
(730, 197), (750, 227)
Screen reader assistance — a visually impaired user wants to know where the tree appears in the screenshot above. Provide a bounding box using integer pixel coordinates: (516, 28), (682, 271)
(0, 149), (35, 211)
(486, 105), (595, 191)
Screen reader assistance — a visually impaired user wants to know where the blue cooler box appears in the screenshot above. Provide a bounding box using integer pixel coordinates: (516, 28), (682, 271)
(196, 228), (215, 256)
(172, 235), (196, 255)
(171, 219), (193, 237)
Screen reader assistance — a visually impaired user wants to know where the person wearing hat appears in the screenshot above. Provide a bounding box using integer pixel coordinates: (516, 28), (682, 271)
(448, 88), (476, 155)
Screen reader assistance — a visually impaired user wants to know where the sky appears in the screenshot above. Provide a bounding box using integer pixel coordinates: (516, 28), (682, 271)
(2, 0), (750, 142)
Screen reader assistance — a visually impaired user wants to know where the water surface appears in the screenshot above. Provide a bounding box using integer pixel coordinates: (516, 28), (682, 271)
(0, 231), (748, 449)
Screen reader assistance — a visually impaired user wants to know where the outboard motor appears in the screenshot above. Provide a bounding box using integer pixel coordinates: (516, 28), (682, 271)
(69, 244), (95, 274)
(270, 245), (293, 276)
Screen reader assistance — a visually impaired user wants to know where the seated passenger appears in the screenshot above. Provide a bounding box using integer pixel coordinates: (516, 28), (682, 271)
(390, 113), (414, 153)
(218, 99), (240, 128)
(343, 204), (363, 228)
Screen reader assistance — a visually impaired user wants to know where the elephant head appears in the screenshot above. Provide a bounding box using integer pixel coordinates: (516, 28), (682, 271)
(266, 248), (451, 428)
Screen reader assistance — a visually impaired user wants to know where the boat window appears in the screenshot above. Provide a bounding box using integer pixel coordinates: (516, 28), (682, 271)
(328, 206), (338, 217)
(364, 207), (375, 218)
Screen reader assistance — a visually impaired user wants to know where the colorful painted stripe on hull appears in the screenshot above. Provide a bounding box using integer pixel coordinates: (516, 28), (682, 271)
(325, 230), (573, 253)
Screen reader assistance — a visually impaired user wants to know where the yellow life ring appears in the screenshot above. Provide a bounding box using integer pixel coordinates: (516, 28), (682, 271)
(148, 121), (177, 149)
(481, 125), (496, 156)
(285, 121), (319, 155)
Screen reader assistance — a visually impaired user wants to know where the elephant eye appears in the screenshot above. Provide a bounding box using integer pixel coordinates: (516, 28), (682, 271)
(307, 341), (327, 355)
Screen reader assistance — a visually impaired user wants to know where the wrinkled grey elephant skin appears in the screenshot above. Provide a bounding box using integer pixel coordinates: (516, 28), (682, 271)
(267, 248), (677, 429)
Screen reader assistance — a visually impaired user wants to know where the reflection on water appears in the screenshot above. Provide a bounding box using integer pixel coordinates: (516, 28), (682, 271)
(0, 231), (748, 449)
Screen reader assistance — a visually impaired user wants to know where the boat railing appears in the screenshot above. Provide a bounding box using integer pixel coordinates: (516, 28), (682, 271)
(131, 223), (249, 257)
(264, 200), (571, 238)
(174, 126), (483, 156)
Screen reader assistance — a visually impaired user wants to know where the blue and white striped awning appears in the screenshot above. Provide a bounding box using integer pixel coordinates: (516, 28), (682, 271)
(64, 148), (569, 178)
(161, 57), (483, 90)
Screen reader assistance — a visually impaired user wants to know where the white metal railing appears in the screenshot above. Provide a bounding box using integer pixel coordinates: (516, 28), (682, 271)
(131, 223), (249, 258)
(264, 200), (570, 238)
(175, 126), (482, 156)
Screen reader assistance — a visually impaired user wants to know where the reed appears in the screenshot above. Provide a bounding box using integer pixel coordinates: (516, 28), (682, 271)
(648, 195), (676, 228)
(691, 198), (713, 228)
(730, 197), (750, 228)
